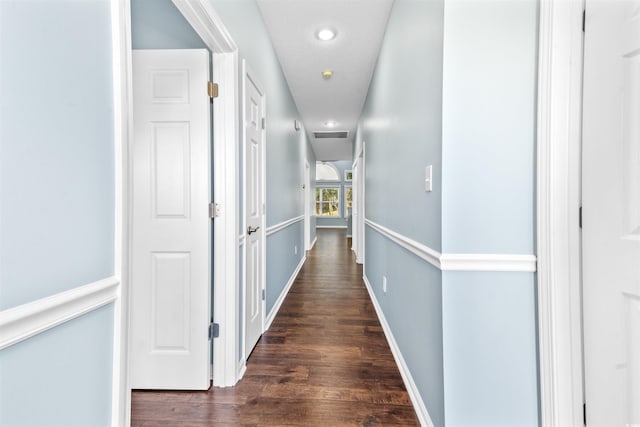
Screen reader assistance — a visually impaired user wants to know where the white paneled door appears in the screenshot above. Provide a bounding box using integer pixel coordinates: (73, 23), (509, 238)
(131, 50), (211, 390)
(244, 64), (266, 359)
(582, 2), (640, 425)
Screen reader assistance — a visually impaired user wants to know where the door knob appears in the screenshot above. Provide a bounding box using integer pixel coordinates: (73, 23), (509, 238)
(247, 225), (260, 235)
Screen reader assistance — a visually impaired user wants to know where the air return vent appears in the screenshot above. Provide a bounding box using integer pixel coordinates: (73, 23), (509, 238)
(313, 130), (349, 139)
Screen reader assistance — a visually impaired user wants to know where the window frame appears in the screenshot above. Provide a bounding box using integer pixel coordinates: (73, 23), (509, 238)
(316, 186), (342, 218)
(316, 162), (341, 182)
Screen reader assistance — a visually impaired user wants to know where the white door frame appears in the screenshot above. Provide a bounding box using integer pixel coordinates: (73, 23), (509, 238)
(354, 143), (365, 265)
(171, 0), (240, 388)
(117, 2), (241, 423)
(304, 160), (311, 250)
(536, 0), (585, 425)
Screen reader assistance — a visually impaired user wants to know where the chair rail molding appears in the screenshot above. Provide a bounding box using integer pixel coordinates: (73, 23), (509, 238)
(266, 215), (304, 236)
(364, 219), (537, 273)
(0, 277), (119, 350)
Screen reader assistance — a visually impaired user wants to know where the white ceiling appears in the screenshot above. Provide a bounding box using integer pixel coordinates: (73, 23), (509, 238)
(256, 0), (394, 161)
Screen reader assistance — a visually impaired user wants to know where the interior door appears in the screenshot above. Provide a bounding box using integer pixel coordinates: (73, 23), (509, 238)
(131, 49), (211, 390)
(244, 64), (266, 358)
(304, 161), (311, 250)
(582, 2), (640, 424)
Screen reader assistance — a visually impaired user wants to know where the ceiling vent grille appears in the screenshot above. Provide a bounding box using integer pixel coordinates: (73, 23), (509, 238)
(313, 131), (349, 139)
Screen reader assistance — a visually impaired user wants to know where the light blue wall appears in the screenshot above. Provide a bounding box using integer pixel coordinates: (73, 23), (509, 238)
(131, 0), (207, 49)
(359, 0), (444, 252)
(316, 160), (352, 228)
(358, 0), (446, 425)
(442, 272), (538, 427)
(0, 0), (115, 309)
(440, 1), (539, 425)
(366, 228), (444, 426)
(0, 2), (116, 425)
(209, 0), (308, 345)
(441, 0), (537, 255)
(0, 305), (115, 427)
(266, 221), (304, 313)
(359, 0), (539, 426)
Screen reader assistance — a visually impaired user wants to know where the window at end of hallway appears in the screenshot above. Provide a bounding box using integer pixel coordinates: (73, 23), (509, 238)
(345, 186), (352, 209)
(316, 187), (340, 217)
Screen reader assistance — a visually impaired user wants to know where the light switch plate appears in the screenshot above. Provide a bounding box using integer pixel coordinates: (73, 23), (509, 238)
(425, 165), (433, 192)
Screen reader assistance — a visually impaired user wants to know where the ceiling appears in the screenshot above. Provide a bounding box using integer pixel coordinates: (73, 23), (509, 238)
(256, 0), (394, 161)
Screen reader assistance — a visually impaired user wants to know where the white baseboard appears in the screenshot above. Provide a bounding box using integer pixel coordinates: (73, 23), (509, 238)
(310, 236), (317, 250)
(316, 225), (347, 229)
(265, 255), (306, 330)
(236, 360), (247, 382)
(363, 274), (434, 427)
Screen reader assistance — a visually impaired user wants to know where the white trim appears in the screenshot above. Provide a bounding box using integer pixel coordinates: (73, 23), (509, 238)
(238, 234), (246, 245)
(310, 236), (318, 250)
(0, 277), (119, 350)
(171, 0), (237, 52)
(241, 60), (268, 366)
(316, 225), (347, 229)
(363, 274), (434, 427)
(365, 219), (441, 269)
(365, 219), (537, 273)
(237, 360), (247, 382)
(111, 0), (131, 424)
(266, 215), (304, 236)
(265, 255), (306, 330)
(170, 0), (241, 388)
(536, 0), (585, 425)
(304, 160), (312, 251)
(440, 254), (537, 273)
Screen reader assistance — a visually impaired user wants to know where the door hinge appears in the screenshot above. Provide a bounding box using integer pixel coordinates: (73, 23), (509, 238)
(208, 81), (219, 99)
(261, 289), (266, 301)
(209, 202), (221, 219)
(261, 117), (266, 130)
(583, 402), (587, 425)
(582, 9), (586, 32)
(209, 322), (219, 339)
(579, 206), (583, 228)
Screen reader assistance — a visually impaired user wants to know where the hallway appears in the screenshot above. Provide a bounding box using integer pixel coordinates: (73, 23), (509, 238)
(131, 229), (420, 426)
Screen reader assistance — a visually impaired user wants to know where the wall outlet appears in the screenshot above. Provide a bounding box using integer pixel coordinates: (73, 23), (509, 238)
(383, 275), (388, 294)
(294, 245), (298, 255)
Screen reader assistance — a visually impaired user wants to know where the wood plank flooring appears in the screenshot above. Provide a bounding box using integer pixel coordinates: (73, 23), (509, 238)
(131, 228), (419, 426)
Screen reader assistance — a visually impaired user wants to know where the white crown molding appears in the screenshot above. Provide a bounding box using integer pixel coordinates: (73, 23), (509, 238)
(363, 274), (434, 427)
(265, 255), (306, 330)
(0, 276), (119, 350)
(266, 215), (304, 236)
(365, 218), (537, 273)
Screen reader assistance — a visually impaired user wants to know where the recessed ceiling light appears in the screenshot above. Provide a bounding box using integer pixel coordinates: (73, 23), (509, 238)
(317, 28), (336, 41)
(324, 121), (337, 128)
(322, 70), (333, 80)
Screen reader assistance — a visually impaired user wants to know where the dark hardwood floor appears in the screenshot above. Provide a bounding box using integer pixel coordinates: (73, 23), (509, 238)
(131, 228), (420, 426)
